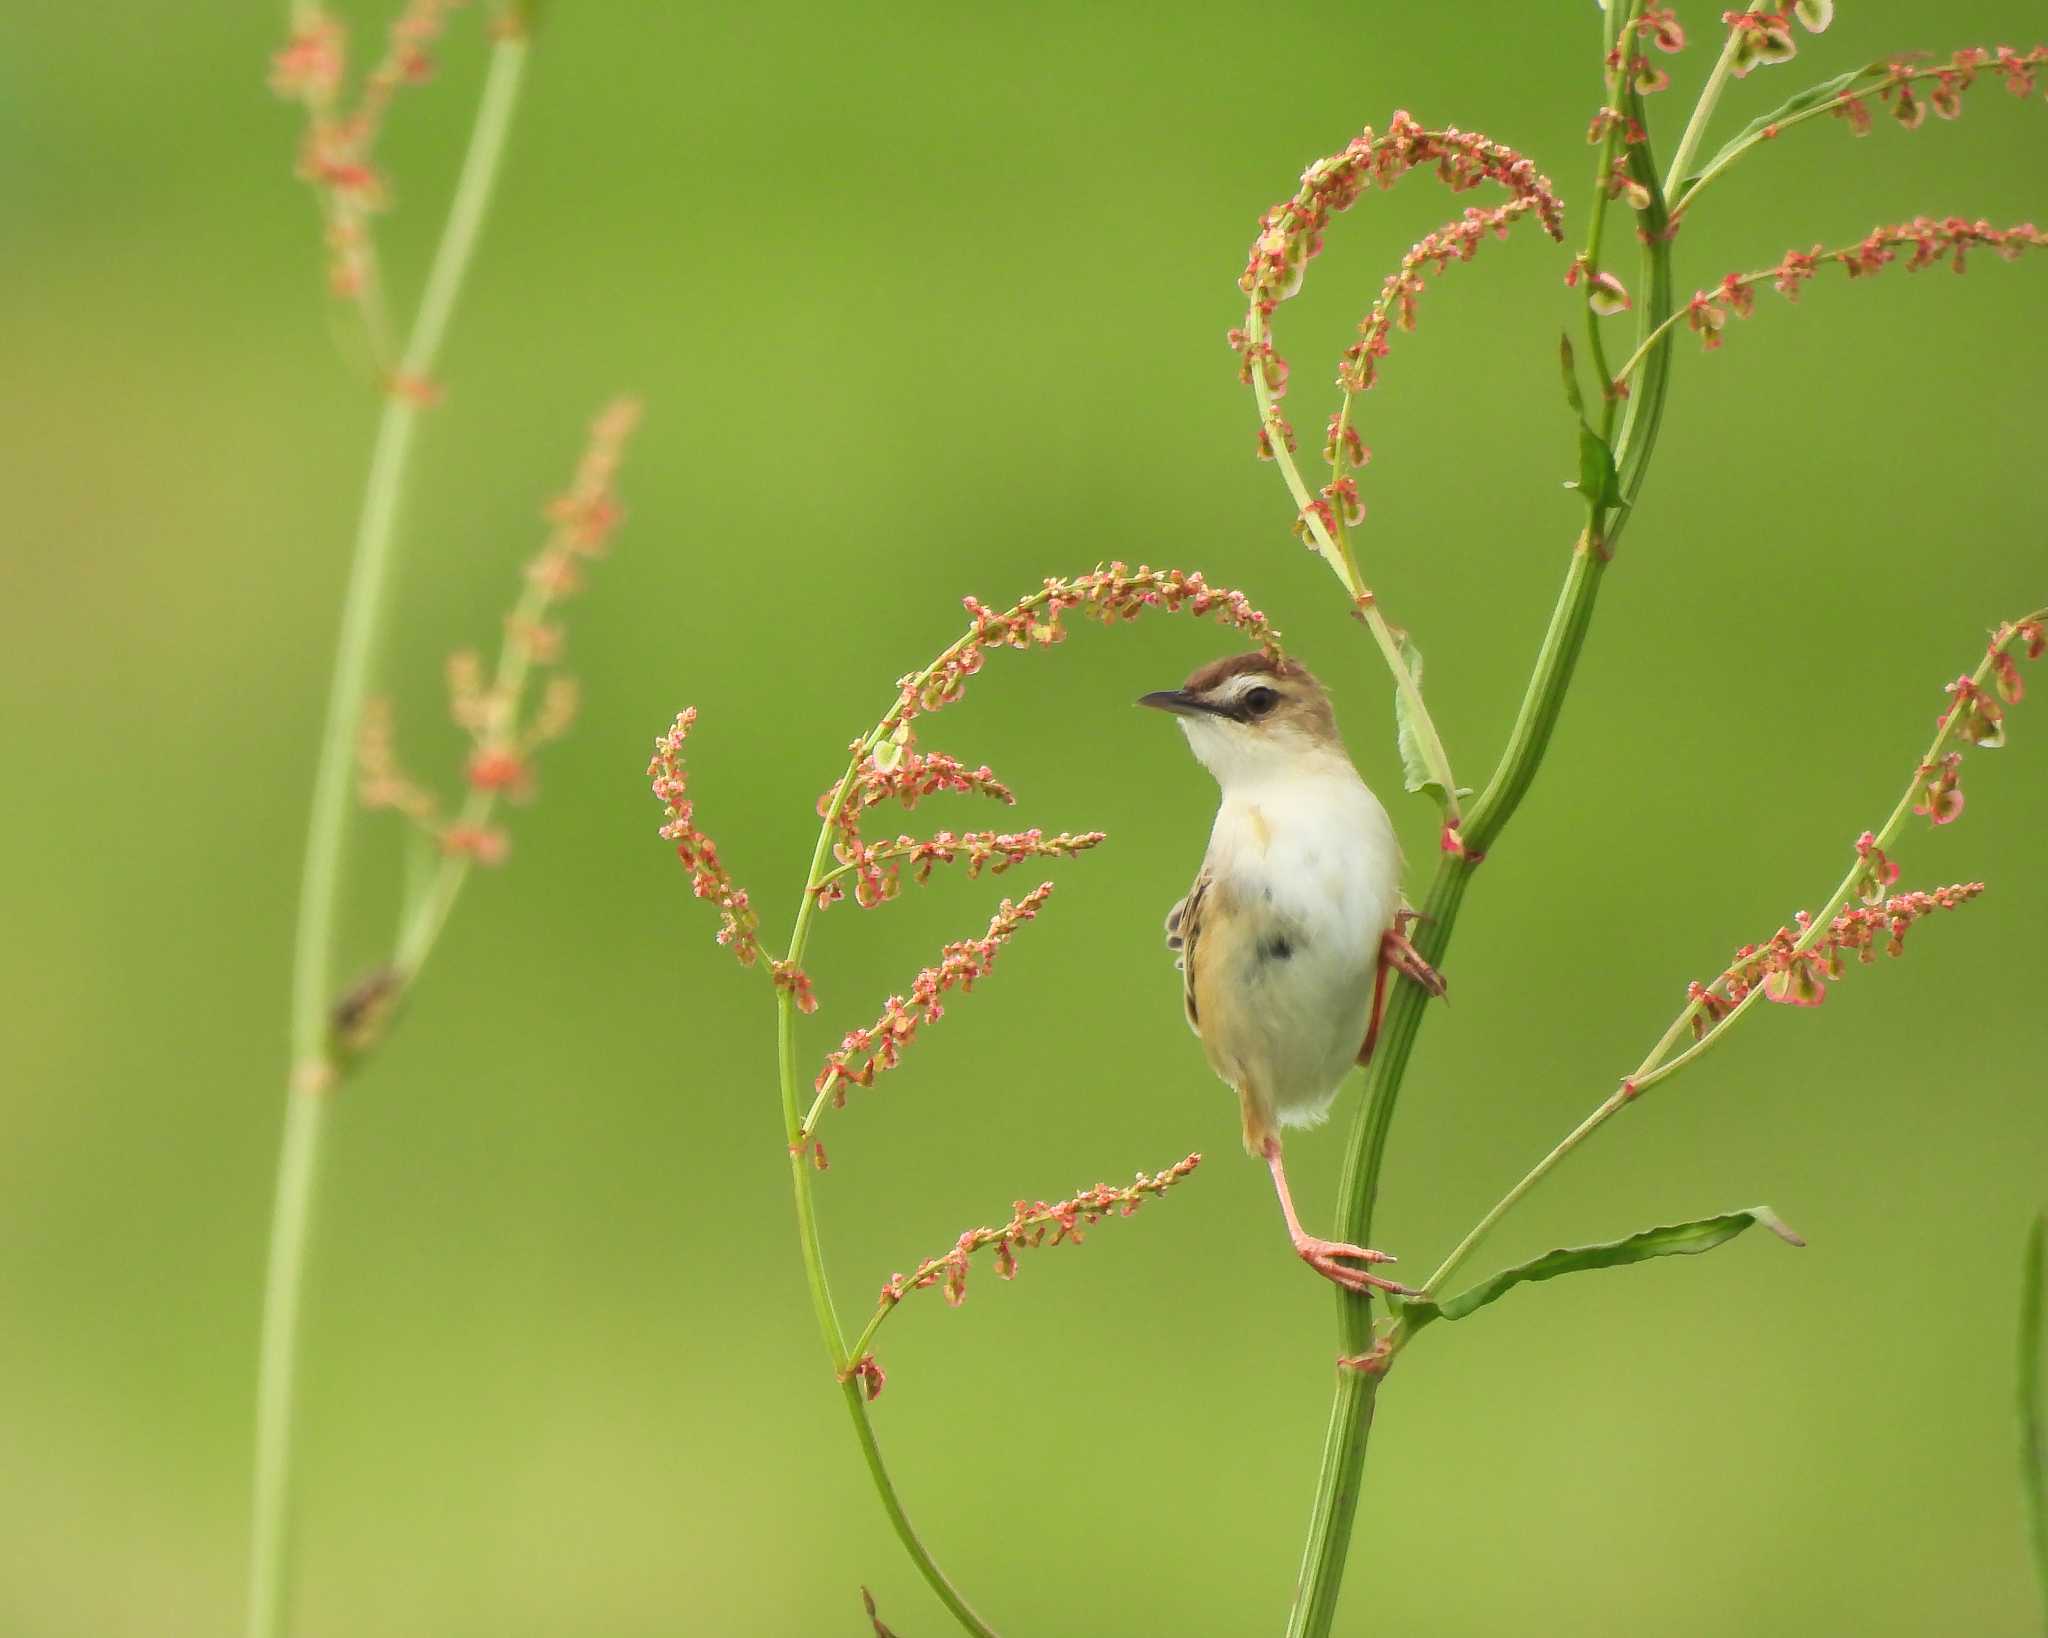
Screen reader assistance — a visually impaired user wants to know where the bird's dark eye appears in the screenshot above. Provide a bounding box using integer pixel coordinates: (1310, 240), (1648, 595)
(1244, 686), (1280, 716)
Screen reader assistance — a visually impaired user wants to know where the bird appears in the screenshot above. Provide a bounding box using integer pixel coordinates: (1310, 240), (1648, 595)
(1141, 651), (1445, 1296)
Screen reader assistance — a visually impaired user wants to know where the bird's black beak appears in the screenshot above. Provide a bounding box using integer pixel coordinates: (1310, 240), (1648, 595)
(1138, 688), (1218, 717)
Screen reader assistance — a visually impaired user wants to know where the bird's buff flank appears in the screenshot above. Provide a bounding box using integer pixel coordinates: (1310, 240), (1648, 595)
(1144, 653), (1445, 1296)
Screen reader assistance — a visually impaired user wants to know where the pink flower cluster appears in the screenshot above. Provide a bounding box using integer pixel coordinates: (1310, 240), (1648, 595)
(813, 885), (1057, 1105)
(1238, 112), (1564, 315)
(528, 398), (642, 598)
(841, 1354), (886, 1403)
(1690, 883), (1985, 1020)
(269, 2), (470, 298)
(1914, 622), (2043, 825)
(875, 1155), (1203, 1320)
(1608, 4), (1688, 94)
(1722, 4), (1833, 80)
(1684, 218), (2045, 349)
(898, 565), (1278, 724)
(360, 401), (639, 867)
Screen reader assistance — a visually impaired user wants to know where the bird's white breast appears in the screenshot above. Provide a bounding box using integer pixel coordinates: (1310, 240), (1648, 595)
(1198, 764), (1401, 1123)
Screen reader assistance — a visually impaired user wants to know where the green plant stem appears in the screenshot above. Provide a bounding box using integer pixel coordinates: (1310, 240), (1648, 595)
(247, 32), (529, 1638)
(1661, 22), (1744, 203)
(773, 717), (1000, 1638)
(1285, 15), (1669, 1632)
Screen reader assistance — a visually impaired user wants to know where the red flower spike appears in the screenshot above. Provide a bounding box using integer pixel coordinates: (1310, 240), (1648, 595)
(272, 1), (473, 294)
(648, 709), (767, 966)
(874, 1156), (1201, 1316)
(813, 885), (1060, 1103)
(893, 566), (1278, 731)
(1698, 883), (1985, 1022)
(819, 830), (1107, 908)
(1338, 197), (1549, 398)
(1236, 113), (1564, 437)
(1684, 218), (2044, 351)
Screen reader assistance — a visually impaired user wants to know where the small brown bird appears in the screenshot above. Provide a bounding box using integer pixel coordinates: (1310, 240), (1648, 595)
(1142, 653), (1444, 1295)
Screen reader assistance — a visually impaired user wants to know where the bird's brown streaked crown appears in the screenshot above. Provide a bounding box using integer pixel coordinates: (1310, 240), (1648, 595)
(1158, 652), (1340, 743)
(1180, 649), (1295, 695)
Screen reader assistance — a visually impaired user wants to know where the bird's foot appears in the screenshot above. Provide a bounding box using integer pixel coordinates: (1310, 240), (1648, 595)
(1292, 1233), (1418, 1297)
(1382, 924), (1447, 1000)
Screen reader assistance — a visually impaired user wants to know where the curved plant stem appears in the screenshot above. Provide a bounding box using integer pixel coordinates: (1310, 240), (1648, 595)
(773, 761), (1002, 1637)
(246, 31), (530, 1638)
(1284, 12), (1672, 1632)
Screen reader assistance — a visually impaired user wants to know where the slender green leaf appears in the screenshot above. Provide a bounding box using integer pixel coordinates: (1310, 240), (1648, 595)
(1679, 62), (1884, 193)
(2024, 1212), (2048, 1622)
(1402, 1207), (1803, 1332)
(1559, 332), (1587, 420)
(1391, 633), (1470, 804)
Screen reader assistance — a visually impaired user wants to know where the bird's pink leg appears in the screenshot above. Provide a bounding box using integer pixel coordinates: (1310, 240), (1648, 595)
(1263, 1137), (1416, 1296)
(1358, 916), (1447, 1066)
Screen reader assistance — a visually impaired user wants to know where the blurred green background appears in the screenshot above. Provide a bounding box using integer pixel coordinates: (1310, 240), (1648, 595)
(6, 3), (2046, 1633)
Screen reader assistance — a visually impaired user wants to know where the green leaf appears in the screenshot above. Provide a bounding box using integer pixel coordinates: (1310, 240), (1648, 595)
(1391, 633), (1470, 804)
(1402, 1207), (1804, 1333)
(2023, 1212), (2048, 1617)
(1679, 62), (1884, 193)
(1572, 422), (1621, 509)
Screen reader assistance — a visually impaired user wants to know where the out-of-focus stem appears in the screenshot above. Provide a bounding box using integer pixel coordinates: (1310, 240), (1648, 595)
(248, 31), (530, 1638)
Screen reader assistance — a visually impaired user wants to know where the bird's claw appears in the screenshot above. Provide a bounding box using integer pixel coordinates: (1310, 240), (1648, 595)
(1293, 1234), (1418, 1296)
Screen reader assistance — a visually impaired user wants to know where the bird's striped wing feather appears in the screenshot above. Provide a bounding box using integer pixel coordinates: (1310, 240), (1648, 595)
(1163, 872), (1209, 1033)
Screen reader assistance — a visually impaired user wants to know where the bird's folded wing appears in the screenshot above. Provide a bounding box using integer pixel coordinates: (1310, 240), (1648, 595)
(1164, 872), (1209, 1033)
